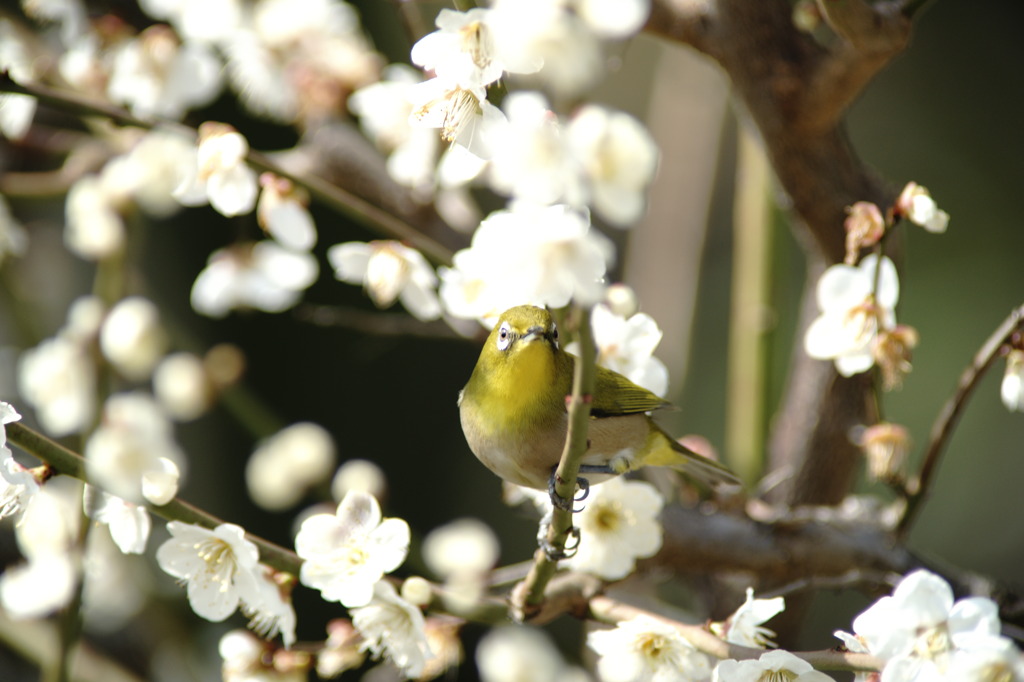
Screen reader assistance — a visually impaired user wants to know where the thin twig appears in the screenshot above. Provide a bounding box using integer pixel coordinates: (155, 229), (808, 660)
(0, 71), (453, 264)
(897, 303), (1024, 537)
(293, 303), (468, 340)
(5, 422), (302, 575)
(512, 306), (596, 619)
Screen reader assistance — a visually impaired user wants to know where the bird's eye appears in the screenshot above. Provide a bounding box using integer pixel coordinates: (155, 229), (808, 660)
(496, 322), (512, 351)
(551, 326), (558, 348)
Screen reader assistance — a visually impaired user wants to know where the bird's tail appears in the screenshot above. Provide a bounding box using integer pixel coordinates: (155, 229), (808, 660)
(642, 428), (741, 488)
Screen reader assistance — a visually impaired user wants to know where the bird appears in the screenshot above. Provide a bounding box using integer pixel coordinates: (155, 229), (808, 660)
(458, 305), (739, 500)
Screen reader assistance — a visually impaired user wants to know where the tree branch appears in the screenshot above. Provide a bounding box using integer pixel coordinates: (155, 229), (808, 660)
(0, 71), (456, 264)
(512, 306), (596, 620)
(898, 303), (1024, 537)
(5, 422), (302, 575)
(646, 0), (912, 508)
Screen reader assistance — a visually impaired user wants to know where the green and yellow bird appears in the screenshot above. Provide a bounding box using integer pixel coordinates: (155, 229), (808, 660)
(458, 305), (738, 494)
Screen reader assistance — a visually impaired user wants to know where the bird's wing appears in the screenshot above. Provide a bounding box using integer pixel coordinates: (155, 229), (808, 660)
(590, 365), (672, 416)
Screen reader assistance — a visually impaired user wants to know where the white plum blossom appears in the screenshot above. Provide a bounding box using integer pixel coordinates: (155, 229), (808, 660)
(219, 629), (305, 681)
(440, 203), (614, 322)
(713, 650), (833, 682)
(81, 529), (149, 632)
(348, 65), (488, 217)
(476, 626), (579, 682)
(18, 326), (97, 438)
(241, 567), (298, 649)
(0, 401), (39, 521)
(712, 587), (786, 649)
(140, 0), (243, 45)
(156, 522), (264, 622)
(220, 30), (298, 123)
(568, 104), (660, 227)
(190, 241), (319, 317)
(295, 490), (410, 607)
(0, 553), (77, 619)
(220, 630), (273, 682)
(567, 302), (670, 396)
(246, 422), (336, 511)
(328, 240), (443, 321)
(833, 630), (873, 682)
(106, 24), (223, 120)
(422, 517), (499, 611)
(408, 78), (507, 159)
(0, 92), (37, 140)
(0, 20), (38, 140)
(65, 174), (126, 260)
(350, 580), (432, 679)
(574, 0), (652, 39)
(487, 0), (602, 98)
(0, 454), (39, 522)
(87, 489), (151, 555)
(896, 181), (949, 234)
(174, 122), (259, 217)
(331, 458), (387, 502)
(99, 128), (198, 217)
(316, 620), (368, 678)
(946, 636), (1024, 681)
(565, 476), (663, 580)
(152, 352), (212, 421)
(488, 91), (585, 207)
(847, 569), (1007, 681)
(84, 392), (186, 505)
(256, 174), (317, 251)
(804, 253), (899, 377)
(99, 296), (168, 381)
(411, 8), (505, 88)
(588, 615), (712, 682)
(1001, 349), (1024, 412)
(349, 64), (440, 191)
(422, 518), (500, 580)
(222, 0), (379, 123)
(0, 482), (81, 619)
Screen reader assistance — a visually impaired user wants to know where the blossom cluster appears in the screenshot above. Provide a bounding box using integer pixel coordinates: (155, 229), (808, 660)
(838, 569), (1024, 682)
(803, 183), (961, 483)
(2, 0), (669, 330)
(2, 0), (1021, 679)
(340, 1), (661, 325)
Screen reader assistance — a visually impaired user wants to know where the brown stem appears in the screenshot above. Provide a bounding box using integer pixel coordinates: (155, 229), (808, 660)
(647, 0), (912, 506)
(5, 422), (301, 575)
(0, 71), (455, 264)
(897, 303), (1024, 537)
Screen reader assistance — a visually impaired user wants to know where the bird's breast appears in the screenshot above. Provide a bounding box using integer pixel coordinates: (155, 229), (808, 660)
(460, 393), (656, 490)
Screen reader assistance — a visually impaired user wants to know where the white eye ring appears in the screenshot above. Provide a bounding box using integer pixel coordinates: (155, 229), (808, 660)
(496, 322), (512, 351)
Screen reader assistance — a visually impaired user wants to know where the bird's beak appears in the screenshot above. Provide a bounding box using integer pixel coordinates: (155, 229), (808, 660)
(522, 325), (549, 344)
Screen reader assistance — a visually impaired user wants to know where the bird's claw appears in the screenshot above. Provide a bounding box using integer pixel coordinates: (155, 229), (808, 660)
(539, 523), (581, 561)
(548, 470), (590, 512)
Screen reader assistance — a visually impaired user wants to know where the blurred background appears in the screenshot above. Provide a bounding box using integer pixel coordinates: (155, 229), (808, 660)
(1, 0), (1023, 679)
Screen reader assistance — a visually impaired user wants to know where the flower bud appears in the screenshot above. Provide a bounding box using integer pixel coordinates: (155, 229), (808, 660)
(1001, 348), (1024, 412)
(100, 297), (167, 381)
(855, 422), (911, 483)
(844, 201), (885, 265)
(873, 324), (919, 391)
(895, 181), (949, 233)
(401, 576), (434, 607)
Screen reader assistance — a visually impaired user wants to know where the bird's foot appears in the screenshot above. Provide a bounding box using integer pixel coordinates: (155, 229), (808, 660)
(537, 513), (581, 560)
(548, 470), (591, 512)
